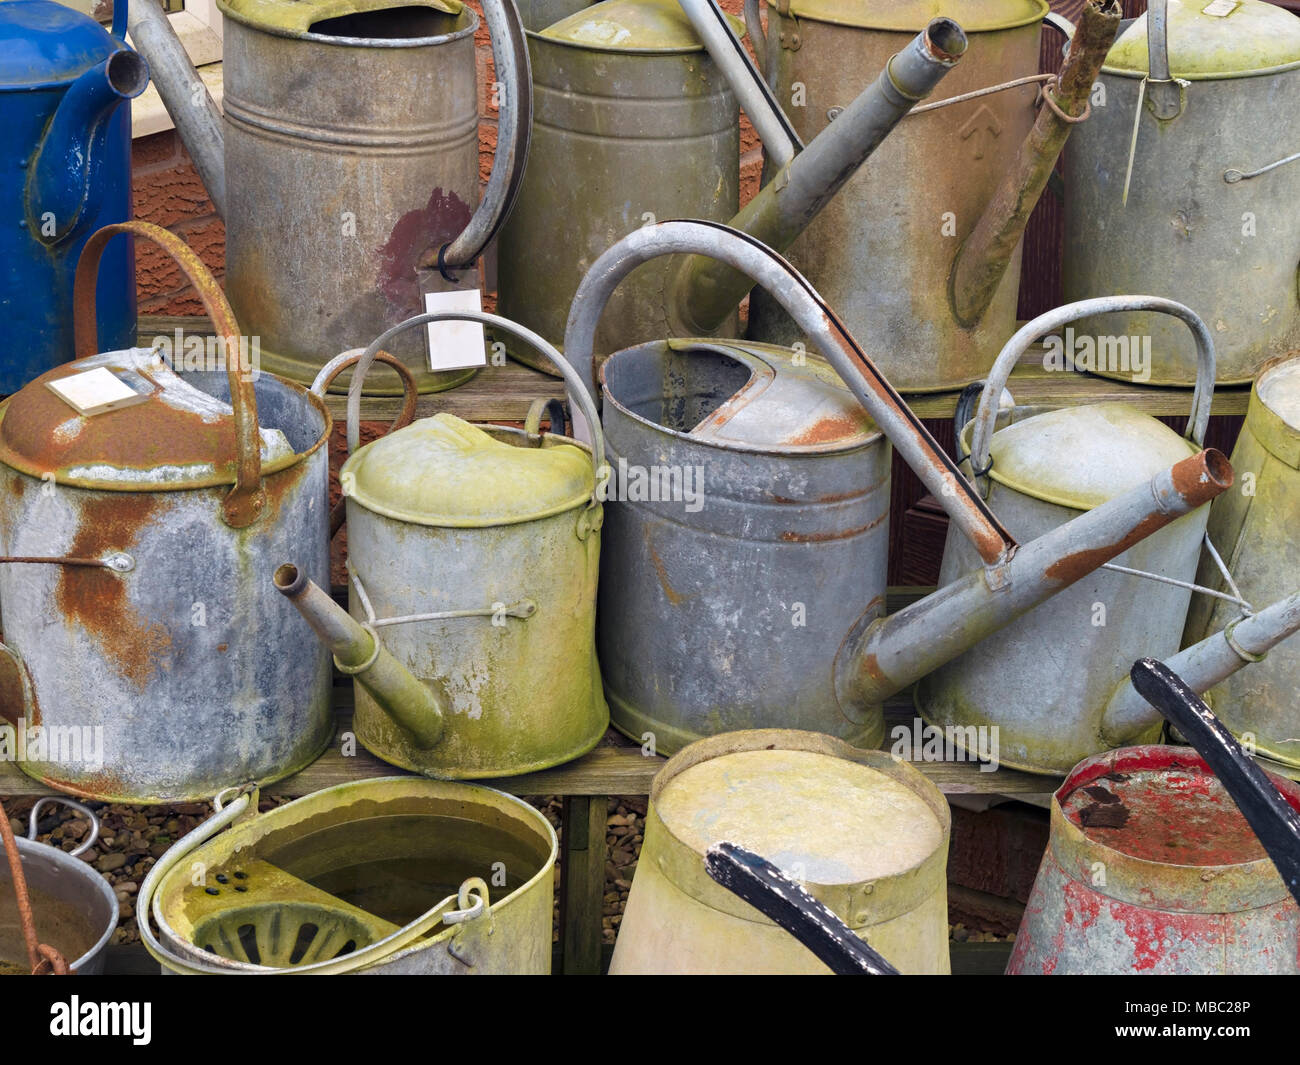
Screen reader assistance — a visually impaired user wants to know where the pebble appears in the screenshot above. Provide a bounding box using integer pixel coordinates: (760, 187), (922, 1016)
(96, 852), (127, 873)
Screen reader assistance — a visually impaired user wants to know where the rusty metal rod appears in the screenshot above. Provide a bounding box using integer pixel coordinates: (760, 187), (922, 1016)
(839, 449), (1233, 709)
(948, 0), (1121, 327)
(0, 799), (69, 975)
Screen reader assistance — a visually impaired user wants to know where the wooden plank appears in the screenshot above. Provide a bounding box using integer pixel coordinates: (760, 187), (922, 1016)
(558, 795), (610, 975)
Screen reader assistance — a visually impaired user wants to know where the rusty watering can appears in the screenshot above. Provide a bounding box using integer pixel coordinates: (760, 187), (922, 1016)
(275, 312), (609, 778)
(919, 298), (1300, 775)
(128, 0), (532, 395)
(0, 222), (334, 803)
(1176, 353), (1300, 775)
(498, 0), (972, 375)
(1009, 660), (1300, 975)
(611, 730), (951, 974)
(1063, 0), (1300, 385)
(0, 0), (148, 394)
(566, 220), (1232, 756)
(723, 0), (1123, 391)
(137, 778), (557, 973)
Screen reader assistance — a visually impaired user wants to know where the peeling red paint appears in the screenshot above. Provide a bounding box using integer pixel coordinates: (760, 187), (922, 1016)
(375, 187), (472, 315)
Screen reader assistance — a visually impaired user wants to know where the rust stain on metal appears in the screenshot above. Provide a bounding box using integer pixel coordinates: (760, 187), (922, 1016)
(55, 495), (171, 690)
(784, 412), (873, 447)
(779, 510), (887, 543)
(1045, 512), (1168, 586)
(1173, 448), (1233, 503)
(377, 187), (472, 315)
(646, 537), (686, 607)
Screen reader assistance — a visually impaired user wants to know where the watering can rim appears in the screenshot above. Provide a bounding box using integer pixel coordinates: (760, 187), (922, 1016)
(215, 0), (474, 43)
(753, 0), (1046, 34)
(1245, 352), (1300, 469)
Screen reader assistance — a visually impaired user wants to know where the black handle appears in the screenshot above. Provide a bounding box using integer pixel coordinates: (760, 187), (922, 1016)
(1129, 657), (1300, 906)
(704, 841), (900, 975)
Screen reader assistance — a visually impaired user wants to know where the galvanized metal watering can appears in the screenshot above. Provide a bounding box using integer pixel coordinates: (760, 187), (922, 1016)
(1063, 0), (1300, 385)
(137, 778), (557, 974)
(129, 0), (532, 394)
(0, 0), (148, 394)
(498, 0), (973, 375)
(729, 0), (1123, 391)
(566, 220), (1233, 756)
(275, 311), (609, 778)
(918, 298), (1300, 776)
(0, 221), (334, 803)
(610, 730), (952, 974)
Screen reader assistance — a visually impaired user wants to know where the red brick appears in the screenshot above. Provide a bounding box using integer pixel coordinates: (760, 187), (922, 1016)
(947, 804), (1050, 904)
(740, 149), (763, 207)
(132, 130), (181, 172)
(133, 161), (218, 228)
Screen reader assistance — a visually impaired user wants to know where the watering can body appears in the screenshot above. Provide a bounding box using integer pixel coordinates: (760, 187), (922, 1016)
(1184, 355), (1300, 773)
(495, 0), (743, 370)
(1063, 0), (1300, 385)
(610, 731), (951, 975)
(745, 0), (1050, 392)
(0, 0), (147, 394)
(1008, 745), (1300, 974)
(0, 224), (334, 804)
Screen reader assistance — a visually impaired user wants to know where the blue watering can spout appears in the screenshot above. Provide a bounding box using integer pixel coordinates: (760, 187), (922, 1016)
(26, 48), (149, 246)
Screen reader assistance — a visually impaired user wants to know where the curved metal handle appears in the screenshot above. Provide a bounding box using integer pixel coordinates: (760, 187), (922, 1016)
(345, 312), (607, 503)
(744, 0), (766, 74)
(438, 0), (533, 271)
(73, 221), (266, 529)
(1043, 11), (1077, 38)
(968, 296), (1216, 483)
(28, 798), (100, 859)
(1147, 0), (1171, 83)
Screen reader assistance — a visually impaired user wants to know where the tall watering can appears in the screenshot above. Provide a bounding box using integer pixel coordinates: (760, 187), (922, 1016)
(0, 222), (334, 803)
(918, 298), (1300, 776)
(566, 220), (1233, 756)
(275, 312), (609, 778)
(128, 0), (532, 394)
(0, 0), (148, 394)
(498, 0), (973, 374)
(705, 0), (1123, 392)
(1063, 0), (1300, 385)
(1009, 660), (1300, 975)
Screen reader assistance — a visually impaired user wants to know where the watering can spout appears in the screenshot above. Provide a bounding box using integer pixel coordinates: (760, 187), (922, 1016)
(670, 17), (968, 335)
(836, 449), (1234, 713)
(947, 0), (1122, 327)
(26, 51), (149, 243)
(273, 564), (445, 748)
(1101, 589), (1300, 746)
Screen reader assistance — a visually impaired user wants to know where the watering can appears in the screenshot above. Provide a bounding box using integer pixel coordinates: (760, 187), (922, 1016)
(0, 222), (334, 803)
(275, 311), (609, 778)
(714, 0), (1124, 392)
(0, 0), (148, 394)
(1177, 353), (1300, 774)
(128, 0), (532, 395)
(565, 220), (1232, 755)
(498, 0), (976, 375)
(137, 778), (557, 973)
(610, 730), (952, 974)
(1009, 659), (1300, 974)
(917, 297), (1300, 775)
(1063, 0), (1300, 385)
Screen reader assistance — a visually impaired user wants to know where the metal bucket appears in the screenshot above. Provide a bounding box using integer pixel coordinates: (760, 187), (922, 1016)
(1, 799), (117, 975)
(610, 730), (951, 974)
(1008, 744), (1300, 974)
(138, 778), (557, 974)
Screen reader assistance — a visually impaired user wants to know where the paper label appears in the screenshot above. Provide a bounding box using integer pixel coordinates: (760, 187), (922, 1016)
(46, 367), (148, 416)
(1202, 0), (1239, 17)
(423, 289), (487, 372)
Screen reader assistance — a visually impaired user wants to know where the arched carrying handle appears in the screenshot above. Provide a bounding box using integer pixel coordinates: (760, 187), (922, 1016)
(73, 221), (265, 529)
(967, 295), (1217, 488)
(1143, 0), (1185, 120)
(743, 0), (766, 75)
(437, 0), (533, 274)
(345, 312), (607, 505)
(28, 798), (100, 860)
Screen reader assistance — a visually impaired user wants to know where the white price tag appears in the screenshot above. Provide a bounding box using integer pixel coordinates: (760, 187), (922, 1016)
(1202, 0), (1238, 17)
(423, 289), (487, 372)
(46, 367), (148, 416)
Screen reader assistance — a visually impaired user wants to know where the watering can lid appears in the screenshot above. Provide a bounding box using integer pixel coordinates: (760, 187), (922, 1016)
(540, 0), (744, 52)
(217, 0), (464, 36)
(0, 0), (122, 89)
(1103, 0), (1300, 79)
(759, 0), (1045, 33)
(970, 404), (1197, 510)
(339, 413), (594, 527)
(1257, 357), (1300, 431)
(0, 351), (301, 491)
(657, 748), (943, 884)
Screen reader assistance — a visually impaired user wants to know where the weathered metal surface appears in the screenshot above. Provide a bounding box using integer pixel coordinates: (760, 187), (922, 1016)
(610, 730), (951, 975)
(0, 0), (143, 394)
(744, 0), (1047, 391)
(1063, 0), (1300, 385)
(139, 778), (557, 974)
(1182, 354), (1300, 769)
(495, 0), (743, 372)
(1008, 745), (1300, 974)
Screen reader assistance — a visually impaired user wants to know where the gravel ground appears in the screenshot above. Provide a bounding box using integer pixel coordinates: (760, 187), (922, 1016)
(6, 794), (1008, 952)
